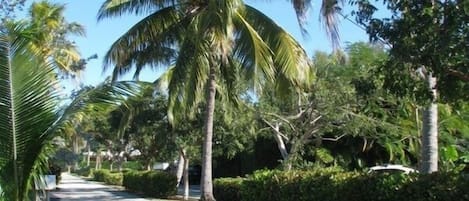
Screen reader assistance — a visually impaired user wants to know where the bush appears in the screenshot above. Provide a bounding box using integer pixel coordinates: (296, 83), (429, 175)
(123, 171), (177, 198)
(214, 178), (244, 201)
(92, 169), (110, 182)
(213, 169), (469, 201)
(91, 169), (123, 186)
(104, 172), (123, 186)
(72, 166), (91, 177)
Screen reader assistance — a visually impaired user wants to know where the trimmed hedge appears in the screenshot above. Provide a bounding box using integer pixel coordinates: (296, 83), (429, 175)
(72, 167), (91, 177)
(92, 169), (123, 186)
(104, 172), (123, 186)
(213, 178), (244, 201)
(123, 171), (177, 198)
(92, 169), (110, 182)
(214, 169), (469, 201)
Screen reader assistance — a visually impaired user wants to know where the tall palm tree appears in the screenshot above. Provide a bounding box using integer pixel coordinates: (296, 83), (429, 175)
(98, 0), (312, 200)
(11, 1), (85, 78)
(0, 24), (141, 200)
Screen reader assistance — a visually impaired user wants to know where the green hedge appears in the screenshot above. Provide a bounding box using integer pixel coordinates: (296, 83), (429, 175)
(104, 172), (123, 186)
(213, 178), (244, 201)
(123, 171), (177, 198)
(214, 169), (469, 201)
(92, 169), (123, 186)
(92, 169), (110, 182)
(72, 166), (92, 177)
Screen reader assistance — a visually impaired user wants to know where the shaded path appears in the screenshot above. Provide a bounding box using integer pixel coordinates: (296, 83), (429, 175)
(49, 173), (151, 201)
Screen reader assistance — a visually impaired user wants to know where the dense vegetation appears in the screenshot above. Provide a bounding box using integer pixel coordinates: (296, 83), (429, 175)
(0, 0), (467, 200)
(214, 169), (469, 201)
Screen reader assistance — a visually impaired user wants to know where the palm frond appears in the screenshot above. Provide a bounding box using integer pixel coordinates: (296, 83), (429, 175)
(101, 6), (184, 79)
(167, 36), (209, 123)
(0, 26), (59, 201)
(154, 66), (174, 92)
(232, 8), (274, 93)
(320, 0), (342, 49)
(291, 0), (312, 35)
(97, 0), (173, 20)
(238, 5), (313, 93)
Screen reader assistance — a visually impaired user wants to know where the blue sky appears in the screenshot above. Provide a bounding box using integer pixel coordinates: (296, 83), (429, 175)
(35, 0), (370, 90)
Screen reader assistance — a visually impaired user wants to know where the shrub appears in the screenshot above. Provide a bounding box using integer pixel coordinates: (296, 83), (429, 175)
(214, 178), (243, 201)
(104, 172), (123, 186)
(123, 171), (177, 198)
(72, 166), (91, 177)
(92, 169), (110, 182)
(213, 169), (469, 201)
(91, 169), (123, 186)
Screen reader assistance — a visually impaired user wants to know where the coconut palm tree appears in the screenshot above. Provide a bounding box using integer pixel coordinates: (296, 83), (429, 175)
(98, 0), (313, 200)
(0, 24), (60, 201)
(10, 1), (85, 78)
(0, 24), (141, 200)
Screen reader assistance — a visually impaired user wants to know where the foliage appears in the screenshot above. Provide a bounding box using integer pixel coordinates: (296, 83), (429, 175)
(104, 172), (123, 186)
(7, 1), (86, 78)
(123, 89), (177, 169)
(51, 147), (79, 170)
(91, 169), (123, 185)
(123, 171), (177, 198)
(72, 166), (91, 177)
(0, 24), (61, 201)
(92, 169), (110, 182)
(214, 169), (469, 201)
(0, 0), (26, 21)
(213, 178), (244, 201)
(353, 0), (469, 103)
(98, 1), (312, 199)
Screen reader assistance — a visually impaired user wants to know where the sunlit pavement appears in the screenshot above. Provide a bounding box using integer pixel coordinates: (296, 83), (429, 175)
(49, 173), (154, 201)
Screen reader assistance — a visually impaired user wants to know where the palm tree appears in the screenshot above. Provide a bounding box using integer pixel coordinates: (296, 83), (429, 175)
(98, 0), (312, 200)
(0, 24), (60, 201)
(290, 0), (343, 49)
(0, 24), (141, 200)
(11, 1), (85, 78)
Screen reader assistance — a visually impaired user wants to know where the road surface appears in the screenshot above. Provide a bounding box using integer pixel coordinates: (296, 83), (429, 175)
(49, 173), (164, 201)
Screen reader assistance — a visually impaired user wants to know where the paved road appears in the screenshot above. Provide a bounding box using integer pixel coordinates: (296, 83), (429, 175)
(49, 173), (154, 201)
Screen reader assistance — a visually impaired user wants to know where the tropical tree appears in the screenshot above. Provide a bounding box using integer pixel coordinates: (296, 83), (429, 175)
(0, 24), (61, 201)
(0, 25), (141, 199)
(97, 0), (312, 200)
(9, 1), (85, 78)
(354, 0), (468, 173)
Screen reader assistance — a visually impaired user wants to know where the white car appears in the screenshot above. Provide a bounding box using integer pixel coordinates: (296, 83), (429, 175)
(368, 164), (418, 174)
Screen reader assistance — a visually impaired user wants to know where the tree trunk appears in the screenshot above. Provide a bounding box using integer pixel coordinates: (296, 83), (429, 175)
(95, 153), (101, 170)
(272, 123), (289, 161)
(73, 135), (80, 170)
(146, 160), (152, 171)
(271, 122), (291, 170)
(420, 75), (438, 173)
(87, 144), (91, 167)
(200, 62), (217, 201)
(176, 149), (185, 187)
(183, 154), (190, 200)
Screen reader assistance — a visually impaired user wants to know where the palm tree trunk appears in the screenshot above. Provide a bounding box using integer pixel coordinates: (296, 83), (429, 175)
(73, 135), (80, 170)
(420, 75), (438, 173)
(200, 62), (217, 201)
(176, 149), (185, 187)
(183, 153), (190, 201)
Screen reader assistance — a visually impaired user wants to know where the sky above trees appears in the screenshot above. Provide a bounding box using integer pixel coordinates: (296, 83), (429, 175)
(22, 0), (371, 90)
